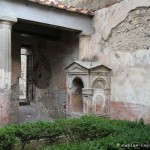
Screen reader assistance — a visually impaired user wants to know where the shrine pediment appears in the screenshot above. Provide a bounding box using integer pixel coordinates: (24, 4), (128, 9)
(65, 62), (88, 73)
(70, 67), (86, 73)
(65, 61), (111, 73)
(90, 65), (111, 73)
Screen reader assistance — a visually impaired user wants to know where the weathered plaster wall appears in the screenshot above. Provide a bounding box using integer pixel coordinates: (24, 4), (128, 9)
(11, 32), (21, 123)
(0, 92), (11, 124)
(11, 29), (79, 122)
(90, 0), (150, 122)
(33, 34), (79, 118)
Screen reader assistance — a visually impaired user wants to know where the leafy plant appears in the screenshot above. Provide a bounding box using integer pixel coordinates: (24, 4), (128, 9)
(0, 125), (17, 150)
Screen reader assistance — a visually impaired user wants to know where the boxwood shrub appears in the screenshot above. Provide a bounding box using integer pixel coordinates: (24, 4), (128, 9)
(0, 116), (149, 150)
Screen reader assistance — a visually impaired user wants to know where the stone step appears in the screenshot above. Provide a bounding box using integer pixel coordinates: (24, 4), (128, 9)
(19, 99), (30, 106)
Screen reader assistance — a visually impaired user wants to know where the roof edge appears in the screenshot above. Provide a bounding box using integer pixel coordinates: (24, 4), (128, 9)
(28, 0), (95, 16)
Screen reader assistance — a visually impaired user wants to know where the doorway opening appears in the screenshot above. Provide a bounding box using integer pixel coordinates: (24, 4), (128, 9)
(72, 77), (84, 113)
(19, 47), (33, 105)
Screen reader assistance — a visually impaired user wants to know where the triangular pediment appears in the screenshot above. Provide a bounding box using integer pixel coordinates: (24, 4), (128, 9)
(70, 67), (84, 72)
(65, 62), (88, 73)
(68, 63), (88, 73)
(91, 65), (111, 72)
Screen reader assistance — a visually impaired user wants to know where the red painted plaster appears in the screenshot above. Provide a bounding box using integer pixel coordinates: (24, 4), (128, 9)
(111, 101), (150, 124)
(0, 92), (11, 124)
(67, 94), (70, 111)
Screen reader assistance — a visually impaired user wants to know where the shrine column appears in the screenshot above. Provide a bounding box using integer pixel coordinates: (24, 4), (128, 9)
(0, 16), (17, 124)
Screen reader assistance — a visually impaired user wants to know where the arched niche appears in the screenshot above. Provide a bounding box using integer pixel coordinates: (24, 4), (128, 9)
(92, 78), (106, 89)
(72, 77), (84, 113)
(92, 78), (107, 115)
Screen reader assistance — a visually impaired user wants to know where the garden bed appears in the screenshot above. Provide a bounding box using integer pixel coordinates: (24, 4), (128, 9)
(0, 116), (150, 150)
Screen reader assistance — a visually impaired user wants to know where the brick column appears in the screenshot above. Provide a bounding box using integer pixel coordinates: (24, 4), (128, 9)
(0, 16), (17, 124)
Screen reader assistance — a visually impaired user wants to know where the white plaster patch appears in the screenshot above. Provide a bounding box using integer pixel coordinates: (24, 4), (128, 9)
(5, 71), (11, 91)
(0, 69), (5, 90)
(0, 70), (11, 91)
(111, 49), (150, 106)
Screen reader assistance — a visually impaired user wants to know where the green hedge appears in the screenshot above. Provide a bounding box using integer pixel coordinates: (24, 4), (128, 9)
(0, 124), (17, 150)
(43, 120), (150, 150)
(43, 132), (150, 150)
(0, 116), (149, 150)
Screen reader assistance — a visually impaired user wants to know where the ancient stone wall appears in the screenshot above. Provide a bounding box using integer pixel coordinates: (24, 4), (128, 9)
(90, 0), (150, 122)
(105, 7), (150, 52)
